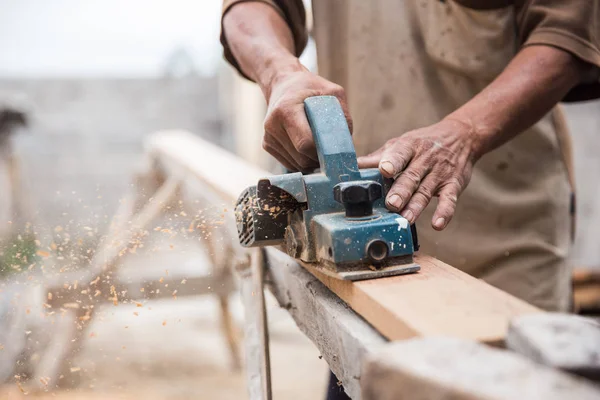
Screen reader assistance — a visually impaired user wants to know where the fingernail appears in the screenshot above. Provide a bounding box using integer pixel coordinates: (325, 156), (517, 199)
(401, 209), (414, 222)
(387, 194), (402, 210)
(434, 217), (446, 229)
(380, 161), (395, 176)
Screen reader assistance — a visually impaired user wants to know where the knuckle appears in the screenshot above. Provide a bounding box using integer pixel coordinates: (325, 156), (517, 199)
(269, 105), (284, 122)
(408, 199), (426, 213)
(264, 113), (278, 133)
(414, 142), (430, 155)
(261, 139), (269, 151)
(403, 169), (421, 186)
(440, 191), (458, 205)
(295, 137), (314, 155)
(394, 188), (412, 202)
(438, 157), (457, 172)
(330, 84), (346, 98)
(416, 184), (434, 199)
(448, 175), (465, 189)
(419, 139), (435, 150)
(384, 138), (398, 149)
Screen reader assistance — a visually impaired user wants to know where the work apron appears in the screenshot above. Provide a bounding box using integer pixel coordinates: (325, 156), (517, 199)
(312, 0), (574, 311)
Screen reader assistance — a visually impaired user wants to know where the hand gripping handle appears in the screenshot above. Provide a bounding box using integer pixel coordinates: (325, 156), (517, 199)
(303, 96), (360, 181)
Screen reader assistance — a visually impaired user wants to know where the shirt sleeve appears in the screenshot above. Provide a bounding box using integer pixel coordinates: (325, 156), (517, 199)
(220, 0), (308, 80)
(516, 0), (600, 101)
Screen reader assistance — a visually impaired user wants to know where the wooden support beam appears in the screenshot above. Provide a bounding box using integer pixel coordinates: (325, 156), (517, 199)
(146, 130), (541, 345)
(239, 250), (272, 400)
(266, 248), (386, 399)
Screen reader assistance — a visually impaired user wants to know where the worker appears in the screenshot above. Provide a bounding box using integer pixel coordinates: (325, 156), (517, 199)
(220, 1), (599, 397)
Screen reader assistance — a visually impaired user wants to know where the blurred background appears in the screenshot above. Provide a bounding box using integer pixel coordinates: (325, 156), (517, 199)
(0, 0), (598, 399)
(0, 1), (326, 399)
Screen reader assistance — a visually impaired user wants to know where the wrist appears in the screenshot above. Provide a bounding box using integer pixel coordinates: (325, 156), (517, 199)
(441, 114), (493, 162)
(255, 53), (306, 98)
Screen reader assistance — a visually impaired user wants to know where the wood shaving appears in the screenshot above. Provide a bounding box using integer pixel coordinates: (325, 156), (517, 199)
(16, 381), (27, 394)
(36, 250), (50, 258)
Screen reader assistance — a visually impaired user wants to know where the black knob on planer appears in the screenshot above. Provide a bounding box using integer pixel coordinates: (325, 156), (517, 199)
(333, 180), (382, 218)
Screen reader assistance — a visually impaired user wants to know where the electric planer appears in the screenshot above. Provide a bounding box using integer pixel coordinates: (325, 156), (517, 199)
(235, 95), (420, 281)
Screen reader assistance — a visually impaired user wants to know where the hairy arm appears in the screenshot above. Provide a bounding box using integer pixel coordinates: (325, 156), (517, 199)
(223, 2), (351, 171)
(451, 45), (590, 157)
(359, 45), (591, 230)
(223, 3), (299, 94)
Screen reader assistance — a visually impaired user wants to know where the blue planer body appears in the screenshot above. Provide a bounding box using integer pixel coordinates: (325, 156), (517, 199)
(235, 96), (420, 280)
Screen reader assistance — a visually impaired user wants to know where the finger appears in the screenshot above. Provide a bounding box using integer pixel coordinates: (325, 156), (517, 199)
(357, 148), (384, 168)
(264, 104), (318, 171)
(262, 137), (300, 171)
(431, 180), (461, 231)
(385, 161), (430, 212)
(272, 128), (319, 172)
(285, 105), (319, 162)
(378, 144), (414, 178)
(399, 174), (439, 224)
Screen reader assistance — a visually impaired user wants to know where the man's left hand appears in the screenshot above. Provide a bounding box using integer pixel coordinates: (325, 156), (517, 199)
(357, 118), (481, 231)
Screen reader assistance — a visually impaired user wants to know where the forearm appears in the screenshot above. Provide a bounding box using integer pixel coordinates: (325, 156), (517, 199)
(447, 45), (590, 159)
(223, 2), (305, 96)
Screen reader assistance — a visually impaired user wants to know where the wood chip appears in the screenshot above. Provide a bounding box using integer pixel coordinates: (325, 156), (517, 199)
(36, 250), (50, 258)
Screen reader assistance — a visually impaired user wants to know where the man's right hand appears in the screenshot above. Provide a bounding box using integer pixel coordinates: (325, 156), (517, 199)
(262, 67), (352, 171)
(222, 2), (352, 172)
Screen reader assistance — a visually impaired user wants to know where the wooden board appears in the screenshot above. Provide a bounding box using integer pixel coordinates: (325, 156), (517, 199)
(146, 131), (541, 344)
(303, 255), (539, 344)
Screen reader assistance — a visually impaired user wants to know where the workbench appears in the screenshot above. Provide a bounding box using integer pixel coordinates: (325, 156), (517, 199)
(144, 130), (600, 400)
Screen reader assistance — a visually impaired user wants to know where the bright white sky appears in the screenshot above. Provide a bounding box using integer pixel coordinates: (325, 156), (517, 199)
(0, 0), (223, 78)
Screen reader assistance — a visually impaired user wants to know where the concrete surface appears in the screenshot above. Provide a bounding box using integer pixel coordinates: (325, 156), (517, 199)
(507, 313), (600, 380)
(362, 337), (600, 400)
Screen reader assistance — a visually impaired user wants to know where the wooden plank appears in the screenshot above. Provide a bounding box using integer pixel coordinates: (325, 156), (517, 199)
(146, 130), (265, 203)
(146, 130), (541, 344)
(361, 337), (600, 400)
(303, 255), (540, 344)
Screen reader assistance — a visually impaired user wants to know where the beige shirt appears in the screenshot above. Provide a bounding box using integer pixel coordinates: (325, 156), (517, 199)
(221, 0), (600, 311)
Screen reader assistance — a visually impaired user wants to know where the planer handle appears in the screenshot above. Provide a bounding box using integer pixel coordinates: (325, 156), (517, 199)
(303, 96), (361, 181)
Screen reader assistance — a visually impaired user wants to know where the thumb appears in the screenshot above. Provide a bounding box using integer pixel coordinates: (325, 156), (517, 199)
(357, 148), (384, 168)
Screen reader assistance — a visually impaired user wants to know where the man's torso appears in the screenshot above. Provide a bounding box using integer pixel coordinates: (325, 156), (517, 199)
(311, 0), (573, 311)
